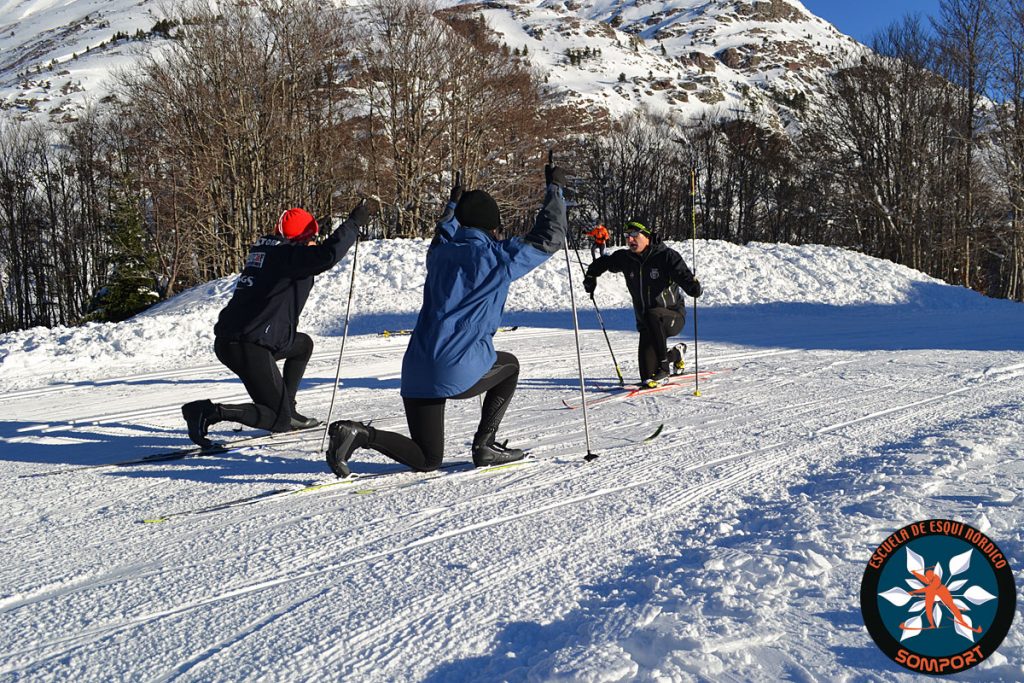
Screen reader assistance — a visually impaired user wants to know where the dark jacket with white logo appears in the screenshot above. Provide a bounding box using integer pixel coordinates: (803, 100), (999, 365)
(214, 219), (358, 353)
(586, 241), (700, 329)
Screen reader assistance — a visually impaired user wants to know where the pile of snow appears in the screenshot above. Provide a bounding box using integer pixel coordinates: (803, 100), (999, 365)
(0, 239), (992, 389)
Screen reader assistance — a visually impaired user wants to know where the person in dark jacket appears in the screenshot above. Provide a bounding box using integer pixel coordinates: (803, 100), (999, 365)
(324, 165), (568, 477)
(181, 201), (375, 448)
(583, 220), (701, 388)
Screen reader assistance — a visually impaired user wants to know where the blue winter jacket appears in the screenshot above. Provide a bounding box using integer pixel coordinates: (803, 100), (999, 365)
(400, 185), (567, 398)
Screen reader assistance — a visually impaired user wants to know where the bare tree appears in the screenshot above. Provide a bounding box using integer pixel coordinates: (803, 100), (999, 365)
(357, 0), (564, 237)
(933, 0), (998, 286)
(806, 19), (964, 273)
(984, 0), (1024, 298)
(114, 0), (358, 292)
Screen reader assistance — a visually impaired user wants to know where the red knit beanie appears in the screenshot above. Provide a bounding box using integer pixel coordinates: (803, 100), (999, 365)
(275, 208), (319, 242)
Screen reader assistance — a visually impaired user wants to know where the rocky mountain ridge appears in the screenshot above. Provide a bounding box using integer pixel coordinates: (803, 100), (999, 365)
(0, 0), (866, 131)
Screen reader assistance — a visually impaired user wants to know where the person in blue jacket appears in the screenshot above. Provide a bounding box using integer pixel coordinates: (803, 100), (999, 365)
(324, 164), (568, 477)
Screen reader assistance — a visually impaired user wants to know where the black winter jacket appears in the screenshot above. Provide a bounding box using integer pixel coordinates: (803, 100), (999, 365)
(586, 241), (701, 328)
(214, 219), (359, 353)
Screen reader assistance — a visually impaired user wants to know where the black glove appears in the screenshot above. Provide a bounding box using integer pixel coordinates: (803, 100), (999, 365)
(691, 279), (702, 298)
(545, 165), (567, 188)
(348, 198), (379, 228)
(583, 275), (597, 295)
(449, 183), (463, 205)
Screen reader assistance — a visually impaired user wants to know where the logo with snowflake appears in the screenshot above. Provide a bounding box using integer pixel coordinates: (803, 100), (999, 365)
(860, 520), (1015, 676)
(878, 547), (995, 642)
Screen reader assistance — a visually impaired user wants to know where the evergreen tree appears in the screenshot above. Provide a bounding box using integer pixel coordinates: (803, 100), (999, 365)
(86, 197), (160, 322)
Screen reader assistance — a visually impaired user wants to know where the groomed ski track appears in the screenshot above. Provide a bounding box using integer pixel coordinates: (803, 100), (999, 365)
(2, 313), (1023, 681)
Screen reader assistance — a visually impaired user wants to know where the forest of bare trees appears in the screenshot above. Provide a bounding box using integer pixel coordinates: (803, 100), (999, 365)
(2, 0), (1023, 333)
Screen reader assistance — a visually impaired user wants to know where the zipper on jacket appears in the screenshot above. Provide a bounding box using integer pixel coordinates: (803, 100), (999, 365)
(640, 249), (652, 310)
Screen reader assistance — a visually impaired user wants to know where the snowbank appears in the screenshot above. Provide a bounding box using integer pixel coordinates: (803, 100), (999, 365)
(0, 239), (995, 388)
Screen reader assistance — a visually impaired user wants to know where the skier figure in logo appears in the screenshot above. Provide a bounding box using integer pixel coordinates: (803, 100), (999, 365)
(585, 223), (609, 259)
(181, 200), (376, 448)
(583, 220), (701, 388)
(324, 163), (568, 477)
(903, 567), (982, 633)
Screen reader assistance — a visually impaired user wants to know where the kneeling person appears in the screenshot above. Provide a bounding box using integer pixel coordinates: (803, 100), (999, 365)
(583, 220), (701, 388)
(182, 201), (374, 448)
(325, 165), (568, 477)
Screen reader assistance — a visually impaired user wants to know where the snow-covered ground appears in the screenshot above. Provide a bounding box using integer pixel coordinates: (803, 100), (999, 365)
(1, 239), (1022, 681)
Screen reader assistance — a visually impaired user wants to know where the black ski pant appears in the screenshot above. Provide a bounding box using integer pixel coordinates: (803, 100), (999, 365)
(364, 352), (520, 472)
(637, 307), (684, 381)
(590, 243), (606, 260)
(213, 334), (314, 433)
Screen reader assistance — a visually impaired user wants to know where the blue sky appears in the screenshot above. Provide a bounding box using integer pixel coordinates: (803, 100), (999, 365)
(801, 1), (942, 43)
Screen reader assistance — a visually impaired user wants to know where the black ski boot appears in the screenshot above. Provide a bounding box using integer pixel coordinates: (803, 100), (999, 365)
(472, 432), (525, 467)
(290, 412), (320, 430)
(667, 343), (687, 375)
(642, 366), (671, 389)
(325, 420), (372, 478)
(182, 399), (220, 449)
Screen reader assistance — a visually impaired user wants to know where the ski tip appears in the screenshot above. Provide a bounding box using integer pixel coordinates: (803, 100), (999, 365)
(480, 458), (534, 472)
(141, 517), (168, 524)
(644, 424), (665, 442)
(304, 480), (346, 492)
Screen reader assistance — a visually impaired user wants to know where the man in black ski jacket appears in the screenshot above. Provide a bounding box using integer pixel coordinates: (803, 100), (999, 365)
(584, 220), (701, 387)
(181, 200), (376, 448)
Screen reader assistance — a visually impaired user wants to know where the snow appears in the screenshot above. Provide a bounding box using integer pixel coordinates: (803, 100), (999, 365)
(1, 236), (1023, 680)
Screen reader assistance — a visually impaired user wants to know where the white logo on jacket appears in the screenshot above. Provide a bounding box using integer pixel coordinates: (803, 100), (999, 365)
(649, 268), (660, 279)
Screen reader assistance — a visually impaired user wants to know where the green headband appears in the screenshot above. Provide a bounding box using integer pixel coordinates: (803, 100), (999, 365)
(625, 221), (650, 236)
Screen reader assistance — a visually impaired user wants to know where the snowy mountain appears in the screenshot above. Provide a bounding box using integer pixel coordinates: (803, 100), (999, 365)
(1, 240), (1023, 680)
(1, 0), (863, 130)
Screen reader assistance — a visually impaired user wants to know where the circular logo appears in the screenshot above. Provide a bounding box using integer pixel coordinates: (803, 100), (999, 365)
(860, 519), (1016, 675)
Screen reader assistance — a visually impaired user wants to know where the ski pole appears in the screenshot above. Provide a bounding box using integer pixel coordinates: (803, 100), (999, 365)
(566, 224), (625, 386)
(550, 148), (596, 461)
(319, 209), (363, 453)
(690, 167), (701, 398)
(565, 238), (596, 461)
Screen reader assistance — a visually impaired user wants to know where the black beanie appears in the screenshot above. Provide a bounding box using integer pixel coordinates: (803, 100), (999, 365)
(455, 190), (501, 231)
